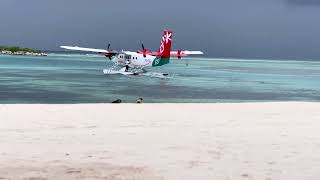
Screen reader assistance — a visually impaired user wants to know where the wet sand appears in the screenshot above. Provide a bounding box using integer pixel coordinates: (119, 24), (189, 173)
(0, 103), (320, 180)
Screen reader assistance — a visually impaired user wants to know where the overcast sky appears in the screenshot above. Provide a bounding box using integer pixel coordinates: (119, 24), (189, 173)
(1, 0), (320, 60)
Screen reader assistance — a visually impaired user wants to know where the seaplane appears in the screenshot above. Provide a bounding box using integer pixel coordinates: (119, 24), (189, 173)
(61, 30), (203, 77)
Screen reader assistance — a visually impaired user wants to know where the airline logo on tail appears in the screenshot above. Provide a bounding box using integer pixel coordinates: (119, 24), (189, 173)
(158, 30), (172, 58)
(159, 31), (172, 53)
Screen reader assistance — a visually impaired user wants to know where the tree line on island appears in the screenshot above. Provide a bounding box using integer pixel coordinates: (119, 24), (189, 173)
(0, 46), (47, 56)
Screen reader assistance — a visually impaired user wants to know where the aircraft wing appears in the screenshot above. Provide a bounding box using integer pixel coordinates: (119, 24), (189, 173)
(60, 46), (108, 53)
(170, 51), (204, 56)
(136, 51), (161, 56)
(134, 50), (204, 57)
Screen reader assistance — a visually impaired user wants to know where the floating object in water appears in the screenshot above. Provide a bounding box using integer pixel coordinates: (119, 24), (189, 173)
(112, 99), (122, 103)
(136, 98), (144, 104)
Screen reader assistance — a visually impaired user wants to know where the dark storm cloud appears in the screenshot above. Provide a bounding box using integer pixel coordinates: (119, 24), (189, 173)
(1, 0), (320, 60)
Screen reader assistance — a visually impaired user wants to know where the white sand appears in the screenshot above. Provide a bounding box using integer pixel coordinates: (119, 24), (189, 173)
(0, 103), (320, 180)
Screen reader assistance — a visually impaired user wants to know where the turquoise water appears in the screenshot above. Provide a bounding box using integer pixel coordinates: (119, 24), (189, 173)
(0, 54), (319, 103)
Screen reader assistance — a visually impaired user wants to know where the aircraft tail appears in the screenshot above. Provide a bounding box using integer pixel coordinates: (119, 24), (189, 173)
(153, 30), (172, 66)
(159, 30), (172, 58)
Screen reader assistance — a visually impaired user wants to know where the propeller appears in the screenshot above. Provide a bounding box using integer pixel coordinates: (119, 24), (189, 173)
(105, 43), (115, 60)
(141, 43), (147, 58)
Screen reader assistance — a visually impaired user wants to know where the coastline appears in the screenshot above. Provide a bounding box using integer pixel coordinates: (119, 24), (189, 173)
(0, 50), (47, 56)
(0, 102), (319, 179)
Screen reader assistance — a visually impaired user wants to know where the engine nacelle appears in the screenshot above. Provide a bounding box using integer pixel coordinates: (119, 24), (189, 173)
(177, 50), (182, 59)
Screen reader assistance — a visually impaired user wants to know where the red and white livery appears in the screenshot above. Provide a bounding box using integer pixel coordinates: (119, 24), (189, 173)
(61, 30), (203, 76)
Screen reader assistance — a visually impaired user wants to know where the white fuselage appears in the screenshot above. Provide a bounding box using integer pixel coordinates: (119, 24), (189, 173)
(111, 52), (157, 68)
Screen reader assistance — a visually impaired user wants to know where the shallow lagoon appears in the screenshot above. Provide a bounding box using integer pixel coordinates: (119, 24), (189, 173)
(0, 54), (319, 103)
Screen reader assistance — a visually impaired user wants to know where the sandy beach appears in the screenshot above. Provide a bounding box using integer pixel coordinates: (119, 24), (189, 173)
(0, 103), (320, 180)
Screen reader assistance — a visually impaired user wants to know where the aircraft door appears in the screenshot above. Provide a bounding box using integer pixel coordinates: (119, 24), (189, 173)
(117, 53), (125, 64)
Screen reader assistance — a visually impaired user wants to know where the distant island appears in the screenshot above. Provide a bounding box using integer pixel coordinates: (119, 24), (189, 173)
(0, 46), (47, 56)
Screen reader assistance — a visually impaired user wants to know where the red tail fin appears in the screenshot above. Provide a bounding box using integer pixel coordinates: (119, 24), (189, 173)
(158, 30), (172, 58)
